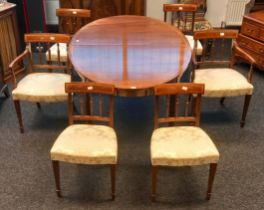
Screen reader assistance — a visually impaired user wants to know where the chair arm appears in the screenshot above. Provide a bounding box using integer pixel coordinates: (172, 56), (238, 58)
(9, 49), (30, 88)
(232, 42), (256, 83)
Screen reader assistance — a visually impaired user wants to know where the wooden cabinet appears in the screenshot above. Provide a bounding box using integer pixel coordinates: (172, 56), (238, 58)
(0, 3), (20, 97)
(237, 10), (264, 71)
(59, 0), (145, 22)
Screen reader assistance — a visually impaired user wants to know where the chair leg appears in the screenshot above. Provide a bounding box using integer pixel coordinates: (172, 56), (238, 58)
(220, 97), (225, 106)
(240, 94), (252, 128)
(151, 166), (158, 202)
(52, 160), (61, 197)
(110, 164), (116, 200)
(206, 163), (217, 200)
(36, 102), (41, 109)
(13, 100), (24, 133)
(3, 84), (10, 98)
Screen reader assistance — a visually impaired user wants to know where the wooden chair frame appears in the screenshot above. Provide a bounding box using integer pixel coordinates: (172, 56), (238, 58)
(52, 82), (116, 200)
(191, 29), (256, 127)
(151, 83), (218, 201)
(9, 33), (72, 133)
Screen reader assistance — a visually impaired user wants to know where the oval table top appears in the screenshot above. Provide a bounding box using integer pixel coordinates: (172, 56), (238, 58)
(69, 15), (191, 96)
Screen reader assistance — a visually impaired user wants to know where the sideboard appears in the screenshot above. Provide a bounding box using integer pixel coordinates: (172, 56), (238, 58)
(237, 10), (264, 71)
(0, 3), (21, 97)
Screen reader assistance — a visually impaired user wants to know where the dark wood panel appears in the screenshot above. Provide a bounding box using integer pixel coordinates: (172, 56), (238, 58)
(60, 0), (145, 22)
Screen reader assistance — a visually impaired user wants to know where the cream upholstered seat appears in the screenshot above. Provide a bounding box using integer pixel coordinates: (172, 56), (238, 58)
(192, 30), (256, 127)
(12, 73), (70, 102)
(151, 83), (219, 202)
(51, 124), (117, 164)
(185, 35), (203, 55)
(9, 33), (72, 133)
(50, 82), (117, 200)
(194, 68), (254, 97)
(47, 8), (91, 62)
(151, 126), (219, 166)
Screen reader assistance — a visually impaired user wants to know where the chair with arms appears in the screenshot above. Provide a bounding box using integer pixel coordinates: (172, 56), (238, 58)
(191, 29), (255, 127)
(9, 33), (72, 133)
(151, 83), (219, 201)
(50, 82), (117, 200)
(48, 8), (91, 63)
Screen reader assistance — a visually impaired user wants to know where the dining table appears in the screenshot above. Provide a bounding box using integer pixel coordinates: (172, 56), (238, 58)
(69, 15), (192, 96)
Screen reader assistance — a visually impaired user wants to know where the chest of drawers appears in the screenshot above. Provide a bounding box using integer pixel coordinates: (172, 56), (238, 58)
(237, 10), (264, 70)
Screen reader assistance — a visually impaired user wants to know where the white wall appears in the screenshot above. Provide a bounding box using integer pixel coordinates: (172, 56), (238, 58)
(44, 0), (59, 24)
(146, 0), (174, 20)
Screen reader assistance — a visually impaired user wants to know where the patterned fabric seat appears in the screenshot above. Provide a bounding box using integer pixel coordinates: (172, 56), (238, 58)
(51, 124), (118, 165)
(12, 73), (70, 102)
(194, 68), (254, 97)
(151, 126), (219, 166)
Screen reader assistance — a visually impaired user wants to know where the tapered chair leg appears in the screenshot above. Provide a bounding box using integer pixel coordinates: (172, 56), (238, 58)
(13, 100), (24, 133)
(220, 97), (225, 105)
(206, 163), (217, 200)
(52, 160), (61, 197)
(151, 166), (158, 202)
(36, 102), (41, 109)
(3, 84), (10, 98)
(240, 94), (252, 128)
(111, 165), (116, 200)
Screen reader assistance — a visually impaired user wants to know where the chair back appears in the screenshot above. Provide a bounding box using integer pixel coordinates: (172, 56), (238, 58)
(56, 8), (91, 35)
(25, 33), (71, 74)
(65, 82), (115, 127)
(154, 83), (204, 129)
(193, 29), (238, 68)
(163, 4), (197, 34)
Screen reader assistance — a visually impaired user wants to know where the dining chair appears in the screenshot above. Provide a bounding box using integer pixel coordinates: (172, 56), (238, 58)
(163, 2), (212, 56)
(47, 8), (91, 63)
(151, 83), (219, 201)
(191, 29), (255, 127)
(9, 33), (72, 133)
(50, 82), (117, 200)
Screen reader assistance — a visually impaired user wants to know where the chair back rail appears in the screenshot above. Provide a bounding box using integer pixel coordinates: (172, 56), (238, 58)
(24, 33), (71, 74)
(154, 83), (204, 129)
(193, 29), (238, 67)
(163, 4), (197, 34)
(65, 82), (115, 127)
(56, 8), (91, 34)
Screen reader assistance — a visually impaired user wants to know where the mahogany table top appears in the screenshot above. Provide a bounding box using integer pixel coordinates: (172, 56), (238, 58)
(69, 15), (191, 96)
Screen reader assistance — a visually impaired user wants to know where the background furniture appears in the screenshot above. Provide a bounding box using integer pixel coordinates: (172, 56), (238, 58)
(50, 82), (117, 200)
(192, 30), (255, 127)
(69, 16), (191, 96)
(9, 33), (71, 133)
(237, 10), (264, 71)
(0, 3), (20, 98)
(59, 0), (145, 21)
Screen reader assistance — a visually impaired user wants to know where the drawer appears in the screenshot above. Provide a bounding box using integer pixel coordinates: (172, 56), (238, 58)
(241, 22), (260, 40)
(237, 34), (264, 55)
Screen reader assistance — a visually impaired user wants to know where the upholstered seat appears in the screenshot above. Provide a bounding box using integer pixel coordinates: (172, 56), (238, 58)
(46, 43), (67, 62)
(12, 73), (70, 102)
(151, 126), (219, 166)
(51, 124), (118, 165)
(194, 68), (254, 97)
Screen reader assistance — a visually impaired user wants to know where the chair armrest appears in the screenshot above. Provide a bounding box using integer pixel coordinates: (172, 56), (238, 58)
(232, 42), (256, 83)
(232, 42), (256, 65)
(9, 49), (31, 88)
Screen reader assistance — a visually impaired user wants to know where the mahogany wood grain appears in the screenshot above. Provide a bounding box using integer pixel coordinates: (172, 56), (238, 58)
(69, 15), (192, 96)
